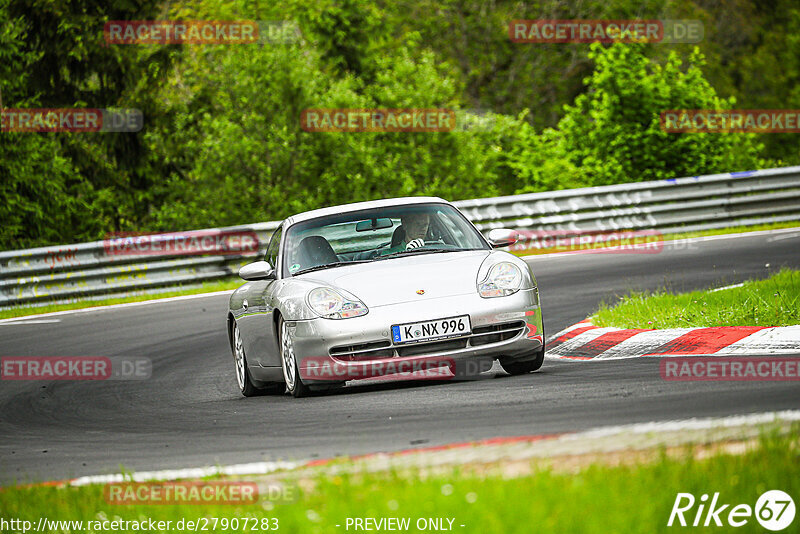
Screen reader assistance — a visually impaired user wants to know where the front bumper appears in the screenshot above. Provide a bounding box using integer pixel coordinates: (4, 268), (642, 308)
(290, 288), (543, 383)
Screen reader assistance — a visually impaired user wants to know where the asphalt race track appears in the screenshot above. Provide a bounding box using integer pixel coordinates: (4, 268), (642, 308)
(1, 230), (799, 484)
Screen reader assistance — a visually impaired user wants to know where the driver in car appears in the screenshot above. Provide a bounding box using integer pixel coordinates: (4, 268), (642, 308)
(379, 212), (430, 256)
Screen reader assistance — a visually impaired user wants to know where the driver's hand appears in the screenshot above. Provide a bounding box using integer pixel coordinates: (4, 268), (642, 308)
(406, 238), (424, 250)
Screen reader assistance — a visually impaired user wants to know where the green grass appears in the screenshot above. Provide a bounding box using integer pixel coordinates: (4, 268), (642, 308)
(1, 430), (798, 533)
(593, 268), (800, 329)
(0, 279), (241, 320)
(512, 221), (800, 256)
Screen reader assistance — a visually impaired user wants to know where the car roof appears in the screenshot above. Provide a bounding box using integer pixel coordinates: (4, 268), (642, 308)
(284, 196), (451, 226)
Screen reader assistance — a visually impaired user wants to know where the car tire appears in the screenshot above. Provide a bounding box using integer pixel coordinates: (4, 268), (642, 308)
(232, 321), (271, 397)
(500, 346), (545, 375)
(278, 317), (312, 398)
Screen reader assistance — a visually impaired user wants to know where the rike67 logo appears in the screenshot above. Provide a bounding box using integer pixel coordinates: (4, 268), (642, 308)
(668, 490), (795, 530)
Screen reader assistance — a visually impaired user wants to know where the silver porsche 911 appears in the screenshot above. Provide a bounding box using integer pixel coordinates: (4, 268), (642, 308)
(227, 197), (545, 397)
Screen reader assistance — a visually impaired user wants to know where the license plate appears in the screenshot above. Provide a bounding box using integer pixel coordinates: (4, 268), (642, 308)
(391, 315), (471, 344)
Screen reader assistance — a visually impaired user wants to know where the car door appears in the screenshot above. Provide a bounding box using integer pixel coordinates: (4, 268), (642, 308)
(236, 225), (282, 367)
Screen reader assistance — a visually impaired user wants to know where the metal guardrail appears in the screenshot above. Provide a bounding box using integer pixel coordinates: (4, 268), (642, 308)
(0, 223), (280, 308)
(1, 166), (799, 308)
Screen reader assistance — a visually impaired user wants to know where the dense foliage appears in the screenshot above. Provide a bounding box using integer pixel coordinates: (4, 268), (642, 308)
(1, 0), (797, 249)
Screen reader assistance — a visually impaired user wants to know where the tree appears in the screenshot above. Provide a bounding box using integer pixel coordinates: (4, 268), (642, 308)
(557, 42), (765, 186)
(0, 1), (90, 249)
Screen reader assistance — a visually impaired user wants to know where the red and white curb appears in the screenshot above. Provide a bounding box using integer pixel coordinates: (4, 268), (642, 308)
(547, 320), (800, 360)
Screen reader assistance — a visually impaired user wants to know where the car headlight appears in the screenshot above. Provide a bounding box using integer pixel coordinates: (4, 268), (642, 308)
(478, 262), (522, 298)
(306, 287), (368, 319)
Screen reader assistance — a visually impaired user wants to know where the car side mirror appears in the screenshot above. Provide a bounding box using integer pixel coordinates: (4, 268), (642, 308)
(239, 260), (275, 281)
(487, 228), (519, 248)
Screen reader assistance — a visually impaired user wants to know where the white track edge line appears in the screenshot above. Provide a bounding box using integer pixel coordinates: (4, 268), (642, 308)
(0, 290), (236, 323)
(69, 460), (299, 487)
(61, 410), (800, 486)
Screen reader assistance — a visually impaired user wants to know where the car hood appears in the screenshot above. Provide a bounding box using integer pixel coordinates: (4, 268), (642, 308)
(298, 250), (492, 307)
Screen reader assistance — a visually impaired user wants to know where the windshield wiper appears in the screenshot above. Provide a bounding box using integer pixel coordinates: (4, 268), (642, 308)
(292, 260), (371, 276)
(375, 248), (456, 260)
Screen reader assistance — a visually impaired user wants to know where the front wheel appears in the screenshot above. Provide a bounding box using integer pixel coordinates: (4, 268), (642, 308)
(232, 322), (269, 397)
(500, 345), (545, 375)
(279, 318), (312, 398)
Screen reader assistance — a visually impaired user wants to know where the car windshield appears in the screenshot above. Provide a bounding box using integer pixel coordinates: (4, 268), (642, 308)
(282, 203), (489, 277)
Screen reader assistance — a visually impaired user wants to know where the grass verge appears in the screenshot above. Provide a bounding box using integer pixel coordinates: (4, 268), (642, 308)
(593, 268), (800, 329)
(0, 279), (241, 321)
(1, 430), (797, 533)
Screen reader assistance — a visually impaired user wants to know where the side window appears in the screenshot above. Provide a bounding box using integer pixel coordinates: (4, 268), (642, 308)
(435, 210), (462, 245)
(265, 225), (282, 270)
